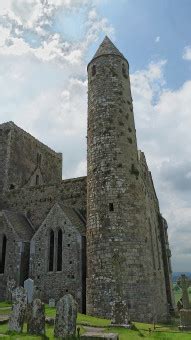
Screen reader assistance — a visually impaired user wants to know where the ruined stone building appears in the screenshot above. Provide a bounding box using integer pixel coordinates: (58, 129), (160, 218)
(0, 37), (174, 322)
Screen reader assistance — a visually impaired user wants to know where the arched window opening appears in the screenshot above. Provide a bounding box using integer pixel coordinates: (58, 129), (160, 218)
(92, 65), (96, 77)
(49, 230), (54, 272)
(36, 175), (39, 186)
(0, 235), (7, 274)
(57, 229), (62, 271)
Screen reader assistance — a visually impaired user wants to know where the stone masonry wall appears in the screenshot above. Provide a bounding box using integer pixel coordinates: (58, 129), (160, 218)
(0, 123), (11, 192)
(4, 122), (62, 191)
(0, 213), (30, 300)
(1, 177), (87, 230)
(86, 50), (169, 322)
(29, 204), (84, 311)
(138, 151), (171, 317)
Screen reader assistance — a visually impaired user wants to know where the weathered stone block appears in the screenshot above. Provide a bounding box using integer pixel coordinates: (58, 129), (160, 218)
(54, 294), (77, 338)
(8, 287), (27, 333)
(27, 299), (45, 335)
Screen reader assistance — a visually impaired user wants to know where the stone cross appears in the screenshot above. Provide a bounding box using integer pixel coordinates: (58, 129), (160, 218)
(177, 274), (191, 309)
(24, 278), (34, 304)
(8, 287), (27, 333)
(54, 294), (77, 338)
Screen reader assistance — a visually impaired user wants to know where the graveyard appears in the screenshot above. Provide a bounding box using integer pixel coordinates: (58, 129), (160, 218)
(0, 275), (191, 340)
(1, 302), (191, 339)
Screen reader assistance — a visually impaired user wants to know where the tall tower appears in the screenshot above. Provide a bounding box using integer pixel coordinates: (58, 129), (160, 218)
(86, 37), (169, 322)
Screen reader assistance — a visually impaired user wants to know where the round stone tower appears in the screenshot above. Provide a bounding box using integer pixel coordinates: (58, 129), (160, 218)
(86, 37), (169, 322)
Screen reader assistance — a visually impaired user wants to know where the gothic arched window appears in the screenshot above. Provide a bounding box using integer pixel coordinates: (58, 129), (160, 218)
(57, 229), (63, 271)
(48, 230), (54, 272)
(0, 235), (7, 274)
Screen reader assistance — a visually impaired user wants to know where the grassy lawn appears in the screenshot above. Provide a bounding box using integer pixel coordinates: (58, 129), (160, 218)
(1, 318), (191, 340)
(1, 289), (191, 339)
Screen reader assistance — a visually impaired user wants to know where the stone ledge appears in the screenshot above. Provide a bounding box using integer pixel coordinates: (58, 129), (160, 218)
(80, 333), (119, 339)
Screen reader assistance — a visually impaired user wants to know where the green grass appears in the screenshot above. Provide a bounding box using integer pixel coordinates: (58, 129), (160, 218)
(1, 292), (191, 339)
(1, 321), (191, 340)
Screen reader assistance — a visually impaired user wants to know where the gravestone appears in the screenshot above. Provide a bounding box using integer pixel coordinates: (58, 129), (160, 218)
(177, 274), (191, 331)
(49, 298), (55, 308)
(8, 287), (27, 333)
(27, 299), (45, 335)
(54, 294), (77, 338)
(6, 279), (16, 302)
(24, 278), (34, 304)
(111, 300), (130, 326)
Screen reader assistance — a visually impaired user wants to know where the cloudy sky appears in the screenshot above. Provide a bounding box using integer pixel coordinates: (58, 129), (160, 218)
(0, 0), (191, 272)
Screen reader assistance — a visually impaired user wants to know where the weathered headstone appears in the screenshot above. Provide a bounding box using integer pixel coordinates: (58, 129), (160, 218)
(111, 300), (130, 326)
(49, 298), (55, 308)
(6, 279), (16, 302)
(27, 299), (45, 335)
(24, 278), (34, 304)
(177, 274), (191, 309)
(8, 287), (27, 333)
(177, 274), (191, 331)
(54, 294), (77, 338)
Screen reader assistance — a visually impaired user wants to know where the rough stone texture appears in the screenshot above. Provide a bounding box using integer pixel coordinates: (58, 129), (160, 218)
(6, 279), (16, 302)
(0, 122), (62, 192)
(24, 278), (34, 304)
(29, 203), (85, 310)
(179, 309), (191, 331)
(49, 298), (55, 307)
(27, 299), (45, 335)
(0, 211), (33, 301)
(0, 36), (174, 323)
(177, 274), (191, 309)
(54, 294), (77, 338)
(86, 37), (173, 323)
(111, 300), (129, 325)
(8, 287), (27, 333)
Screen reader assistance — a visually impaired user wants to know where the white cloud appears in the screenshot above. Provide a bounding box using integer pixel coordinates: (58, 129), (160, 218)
(155, 36), (160, 43)
(1, 1), (191, 271)
(0, 0), (113, 63)
(183, 45), (191, 61)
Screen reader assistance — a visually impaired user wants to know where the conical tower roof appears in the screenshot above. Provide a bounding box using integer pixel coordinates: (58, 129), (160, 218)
(89, 36), (127, 65)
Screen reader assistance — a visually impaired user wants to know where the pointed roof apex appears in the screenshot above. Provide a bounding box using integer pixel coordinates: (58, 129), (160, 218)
(89, 36), (127, 65)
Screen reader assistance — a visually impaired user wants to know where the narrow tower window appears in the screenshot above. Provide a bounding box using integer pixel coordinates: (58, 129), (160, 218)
(37, 153), (42, 166)
(48, 230), (54, 272)
(122, 63), (128, 78)
(36, 175), (39, 186)
(0, 235), (7, 274)
(109, 203), (114, 212)
(92, 65), (96, 76)
(57, 229), (63, 271)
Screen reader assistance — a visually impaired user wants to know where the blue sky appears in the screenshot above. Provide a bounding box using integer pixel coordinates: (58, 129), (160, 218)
(0, 0), (191, 271)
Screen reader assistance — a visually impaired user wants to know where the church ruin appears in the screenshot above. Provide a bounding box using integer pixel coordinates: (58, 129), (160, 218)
(0, 37), (174, 322)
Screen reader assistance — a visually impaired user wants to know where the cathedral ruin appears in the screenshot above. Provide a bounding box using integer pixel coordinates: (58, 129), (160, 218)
(0, 37), (174, 323)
